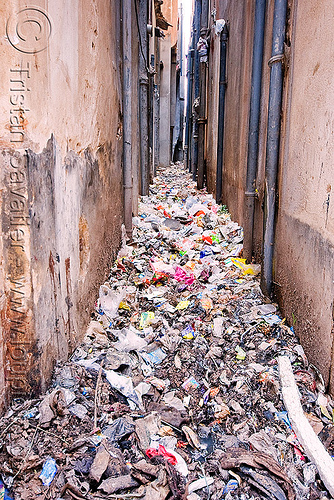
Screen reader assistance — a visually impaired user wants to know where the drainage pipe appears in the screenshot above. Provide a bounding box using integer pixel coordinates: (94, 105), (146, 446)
(197, 0), (209, 190)
(216, 24), (228, 204)
(138, 0), (150, 196)
(191, 0), (201, 180)
(122, 0), (133, 237)
(184, 48), (194, 170)
(243, 0), (267, 262)
(262, 0), (287, 296)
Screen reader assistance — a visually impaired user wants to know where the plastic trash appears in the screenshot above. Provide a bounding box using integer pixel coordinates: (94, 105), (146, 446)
(150, 259), (175, 276)
(146, 376), (169, 390)
(222, 479), (239, 495)
(163, 391), (186, 411)
(104, 370), (142, 409)
(0, 481), (13, 500)
(139, 312), (155, 329)
(181, 325), (195, 339)
(182, 376), (200, 391)
(175, 299), (190, 310)
(146, 444), (177, 465)
(39, 458), (57, 486)
(146, 445), (188, 476)
(174, 266), (195, 285)
(103, 417), (135, 442)
(68, 403), (88, 419)
(235, 345), (246, 360)
(99, 285), (126, 319)
(140, 348), (167, 365)
(113, 328), (147, 352)
(188, 476), (215, 494)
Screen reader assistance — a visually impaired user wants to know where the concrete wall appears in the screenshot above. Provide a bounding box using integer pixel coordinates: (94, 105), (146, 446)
(159, 0), (179, 167)
(203, 0), (334, 393)
(205, 1), (254, 223)
(275, 0), (334, 392)
(0, 0), (124, 409)
(159, 34), (172, 167)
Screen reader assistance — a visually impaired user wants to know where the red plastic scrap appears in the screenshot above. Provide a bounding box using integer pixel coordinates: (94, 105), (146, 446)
(202, 235), (213, 245)
(146, 444), (177, 465)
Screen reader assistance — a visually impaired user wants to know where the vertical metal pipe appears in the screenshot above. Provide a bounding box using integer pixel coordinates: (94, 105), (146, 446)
(191, 0), (201, 180)
(149, 64), (154, 183)
(153, 40), (161, 176)
(197, 0), (209, 190)
(179, 4), (185, 162)
(197, 63), (207, 189)
(262, 0), (287, 296)
(184, 48), (194, 170)
(216, 25), (228, 204)
(138, 0), (149, 195)
(122, 0), (133, 237)
(187, 49), (194, 171)
(243, 0), (267, 262)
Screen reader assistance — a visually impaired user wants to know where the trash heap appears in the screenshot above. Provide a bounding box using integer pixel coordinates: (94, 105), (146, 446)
(1, 163), (334, 500)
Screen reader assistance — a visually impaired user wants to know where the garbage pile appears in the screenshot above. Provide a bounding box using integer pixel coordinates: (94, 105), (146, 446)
(1, 163), (334, 500)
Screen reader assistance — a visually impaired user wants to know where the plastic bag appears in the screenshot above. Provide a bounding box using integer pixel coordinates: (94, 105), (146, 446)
(104, 370), (142, 409)
(99, 285), (125, 319)
(113, 328), (147, 352)
(174, 266), (195, 285)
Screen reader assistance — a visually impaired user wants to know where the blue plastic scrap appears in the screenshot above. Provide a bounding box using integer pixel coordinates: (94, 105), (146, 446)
(141, 348), (167, 365)
(0, 480), (13, 500)
(222, 479), (239, 495)
(39, 458), (57, 486)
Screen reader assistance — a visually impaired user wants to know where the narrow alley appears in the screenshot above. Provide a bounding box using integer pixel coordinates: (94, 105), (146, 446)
(0, 164), (333, 499)
(2, 0), (334, 499)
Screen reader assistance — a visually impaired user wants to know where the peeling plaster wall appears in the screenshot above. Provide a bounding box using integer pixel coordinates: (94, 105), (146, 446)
(0, 0), (123, 409)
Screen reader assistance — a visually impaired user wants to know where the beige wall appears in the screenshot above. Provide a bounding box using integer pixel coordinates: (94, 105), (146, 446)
(204, 0), (334, 393)
(0, 0), (124, 409)
(275, 0), (334, 391)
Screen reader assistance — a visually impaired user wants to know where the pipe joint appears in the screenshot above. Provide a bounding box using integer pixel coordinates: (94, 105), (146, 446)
(197, 117), (207, 124)
(245, 190), (257, 198)
(139, 77), (149, 86)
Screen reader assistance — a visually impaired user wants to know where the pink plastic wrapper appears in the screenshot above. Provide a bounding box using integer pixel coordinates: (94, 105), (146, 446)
(146, 444), (177, 465)
(150, 259), (175, 276)
(173, 266), (195, 285)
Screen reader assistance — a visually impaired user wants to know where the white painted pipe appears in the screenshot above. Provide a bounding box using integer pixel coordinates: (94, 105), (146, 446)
(278, 356), (334, 497)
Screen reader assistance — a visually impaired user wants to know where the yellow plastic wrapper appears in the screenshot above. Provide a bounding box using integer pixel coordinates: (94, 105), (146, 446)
(235, 345), (246, 360)
(231, 258), (261, 276)
(119, 301), (131, 310)
(139, 311), (155, 329)
(176, 300), (190, 310)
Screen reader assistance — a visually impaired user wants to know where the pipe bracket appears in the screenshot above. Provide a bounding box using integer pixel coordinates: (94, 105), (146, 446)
(268, 54), (284, 67)
(197, 117), (207, 124)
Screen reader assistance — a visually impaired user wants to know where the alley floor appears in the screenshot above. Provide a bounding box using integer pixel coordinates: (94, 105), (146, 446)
(1, 164), (334, 499)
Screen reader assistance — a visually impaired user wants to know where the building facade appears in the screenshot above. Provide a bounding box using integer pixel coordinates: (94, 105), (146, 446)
(185, 0), (334, 393)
